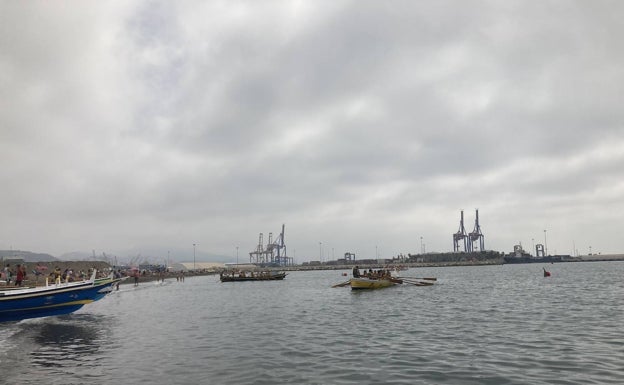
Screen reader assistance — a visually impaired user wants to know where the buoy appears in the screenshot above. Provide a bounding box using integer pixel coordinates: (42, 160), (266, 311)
(342, 272), (347, 276)
(543, 267), (551, 277)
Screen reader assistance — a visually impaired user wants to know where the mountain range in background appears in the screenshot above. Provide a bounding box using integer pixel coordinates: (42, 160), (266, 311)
(0, 249), (57, 262)
(0, 249), (234, 265)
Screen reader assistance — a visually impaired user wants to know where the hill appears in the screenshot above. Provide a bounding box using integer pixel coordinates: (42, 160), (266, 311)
(0, 249), (57, 262)
(57, 251), (94, 261)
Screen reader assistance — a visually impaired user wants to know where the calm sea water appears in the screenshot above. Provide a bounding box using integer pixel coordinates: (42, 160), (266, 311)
(1, 261), (623, 384)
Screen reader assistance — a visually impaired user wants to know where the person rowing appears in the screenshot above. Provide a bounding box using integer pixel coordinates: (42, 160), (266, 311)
(352, 265), (360, 278)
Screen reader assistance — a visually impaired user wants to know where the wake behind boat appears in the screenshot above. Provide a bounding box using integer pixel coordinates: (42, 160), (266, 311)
(0, 270), (123, 323)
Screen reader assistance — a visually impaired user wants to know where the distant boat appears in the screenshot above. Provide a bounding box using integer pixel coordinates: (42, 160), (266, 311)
(503, 255), (563, 264)
(220, 270), (287, 282)
(504, 244), (566, 264)
(0, 270), (122, 323)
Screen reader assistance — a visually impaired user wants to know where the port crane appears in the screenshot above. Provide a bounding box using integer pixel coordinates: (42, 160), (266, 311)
(468, 209), (485, 252)
(453, 210), (468, 252)
(248, 224), (293, 266)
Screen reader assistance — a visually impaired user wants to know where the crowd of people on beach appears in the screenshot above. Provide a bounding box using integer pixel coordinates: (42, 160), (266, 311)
(114, 268), (186, 287)
(1, 263), (27, 286)
(1, 261), (200, 289)
(0, 262), (192, 292)
(0, 263), (112, 287)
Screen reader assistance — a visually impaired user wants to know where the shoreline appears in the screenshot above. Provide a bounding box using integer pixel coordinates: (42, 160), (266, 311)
(4, 255), (623, 288)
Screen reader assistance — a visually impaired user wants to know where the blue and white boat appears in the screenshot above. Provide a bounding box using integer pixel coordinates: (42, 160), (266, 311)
(0, 270), (122, 322)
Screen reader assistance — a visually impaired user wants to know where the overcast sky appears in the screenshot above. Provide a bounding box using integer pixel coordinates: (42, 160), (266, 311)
(1, 1), (623, 263)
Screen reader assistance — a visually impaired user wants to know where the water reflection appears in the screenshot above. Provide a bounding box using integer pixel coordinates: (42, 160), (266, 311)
(28, 314), (110, 368)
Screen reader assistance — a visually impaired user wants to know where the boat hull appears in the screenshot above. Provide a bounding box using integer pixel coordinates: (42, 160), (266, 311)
(350, 277), (396, 290)
(220, 272), (287, 282)
(0, 277), (121, 323)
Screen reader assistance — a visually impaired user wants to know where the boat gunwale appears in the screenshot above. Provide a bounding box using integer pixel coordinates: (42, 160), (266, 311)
(0, 280), (95, 299)
(0, 274), (121, 301)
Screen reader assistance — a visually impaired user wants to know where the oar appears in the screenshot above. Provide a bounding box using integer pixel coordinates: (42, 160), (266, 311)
(400, 278), (435, 286)
(331, 280), (351, 288)
(401, 276), (434, 282)
(398, 276), (437, 281)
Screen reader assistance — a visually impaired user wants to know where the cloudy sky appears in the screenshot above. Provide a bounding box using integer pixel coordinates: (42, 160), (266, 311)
(1, 1), (622, 263)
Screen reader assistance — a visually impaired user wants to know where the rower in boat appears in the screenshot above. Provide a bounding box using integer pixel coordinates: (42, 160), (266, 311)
(350, 272), (397, 290)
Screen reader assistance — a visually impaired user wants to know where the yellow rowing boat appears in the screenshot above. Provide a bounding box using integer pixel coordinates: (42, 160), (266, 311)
(349, 277), (397, 290)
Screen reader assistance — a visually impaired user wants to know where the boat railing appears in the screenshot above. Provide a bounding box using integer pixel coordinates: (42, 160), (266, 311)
(44, 269), (98, 287)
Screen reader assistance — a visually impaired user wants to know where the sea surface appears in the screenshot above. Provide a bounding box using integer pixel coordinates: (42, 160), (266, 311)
(1, 261), (623, 385)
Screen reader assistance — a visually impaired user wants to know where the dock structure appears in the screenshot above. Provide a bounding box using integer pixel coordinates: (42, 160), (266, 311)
(535, 244), (546, 257)
(248, 224), (293, 266)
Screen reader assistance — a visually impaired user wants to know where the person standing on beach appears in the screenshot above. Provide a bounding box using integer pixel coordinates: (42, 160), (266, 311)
(15, 264), (26, 286)
(4, 264), (12, 285)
